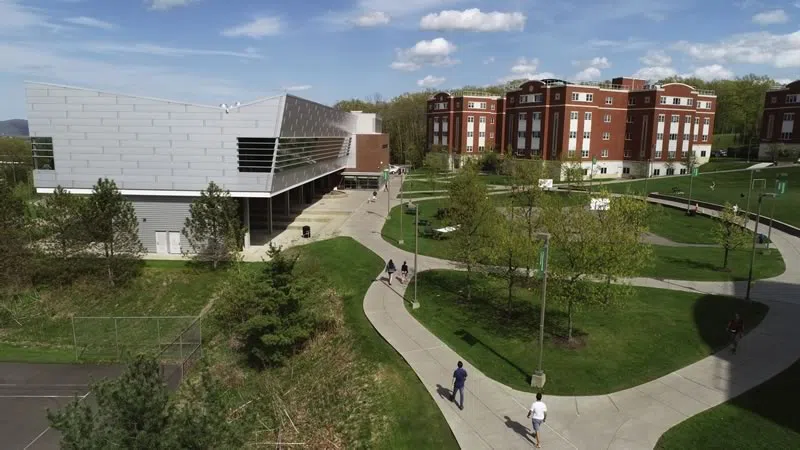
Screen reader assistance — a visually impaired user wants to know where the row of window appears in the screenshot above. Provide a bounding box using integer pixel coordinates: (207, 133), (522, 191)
(465, 145), (486, 152)
(467, 131), (494, 138)
(467, 101), (488, 109)
(656, 114), (710, 125)
(659, 96), (694, 106)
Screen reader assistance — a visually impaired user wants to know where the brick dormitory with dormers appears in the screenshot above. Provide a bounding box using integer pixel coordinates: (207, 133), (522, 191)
(426, 77), (717, 179)
(759, 80), (800, 160)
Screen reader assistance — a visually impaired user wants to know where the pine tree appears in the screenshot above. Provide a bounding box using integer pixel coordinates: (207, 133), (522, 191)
(182, 181), (245, 269)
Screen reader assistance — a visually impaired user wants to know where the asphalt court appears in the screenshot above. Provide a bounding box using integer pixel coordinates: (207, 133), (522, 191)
(0, 362), (121, 450)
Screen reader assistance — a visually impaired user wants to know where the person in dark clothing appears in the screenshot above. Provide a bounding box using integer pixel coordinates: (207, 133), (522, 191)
(451, 361), (467, 410)
(386, 259), (396, 285)
(400, 261), (409, 283)
(727, 313), (744, 354)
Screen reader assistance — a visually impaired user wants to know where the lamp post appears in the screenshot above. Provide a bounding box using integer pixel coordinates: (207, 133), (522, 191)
(381, 161), (390, 218)
(399, 169), (405, 245)
(531, 232), (551, 389)
(744, 169), (759, 216)
(745, 192), (776, 301)
(412, 205), (420, 309)
(686, 166), (698, 213)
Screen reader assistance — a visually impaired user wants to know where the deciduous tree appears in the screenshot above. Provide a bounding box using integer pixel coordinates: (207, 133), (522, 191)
(487, 199), (536, 316)
(182, 181), (246, 269)
(713, 203), (750, 270)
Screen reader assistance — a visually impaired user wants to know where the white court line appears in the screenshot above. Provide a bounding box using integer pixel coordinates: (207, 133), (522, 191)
(0, 394), (89, 399)
(23, 391), (90, 450)
(0, 383), (88, 387)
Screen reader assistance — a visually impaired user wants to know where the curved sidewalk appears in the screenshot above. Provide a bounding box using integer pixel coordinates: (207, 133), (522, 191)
(341, 189), (800, 450)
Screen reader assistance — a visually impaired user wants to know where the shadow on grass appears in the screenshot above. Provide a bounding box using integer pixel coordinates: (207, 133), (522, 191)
(455, 329), (532, 385)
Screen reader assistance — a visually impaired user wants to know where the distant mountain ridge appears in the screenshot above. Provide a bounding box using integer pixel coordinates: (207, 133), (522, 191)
(0, 119), (29, 137)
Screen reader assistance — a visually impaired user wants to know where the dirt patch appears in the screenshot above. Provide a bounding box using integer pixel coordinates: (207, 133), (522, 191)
(552, 335), (588, 350)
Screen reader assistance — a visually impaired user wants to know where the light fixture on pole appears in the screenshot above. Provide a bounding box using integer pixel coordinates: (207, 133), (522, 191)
(745, 192), (776, 301)
(767, 173), (788, 248)
(744, 169), (760, 216)
(531, 232), (551, 389)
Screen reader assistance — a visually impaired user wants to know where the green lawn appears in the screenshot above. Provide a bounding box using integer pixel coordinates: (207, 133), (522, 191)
(648, 205), (769, 245)
(399, 191), (449, 199)
(407, 270), (768, 395)
(647, 246), (784, 281)
(401, 179), (452, 192)
(656, 358), (800, 450)
(607, 167), (800, 227)
(0, 260), (226, 362)
(700, 159), (755, 173)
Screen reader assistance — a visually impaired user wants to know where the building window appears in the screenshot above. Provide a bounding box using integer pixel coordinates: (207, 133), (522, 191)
(627, 115), (633, 123)
(466, 145), (474, 152)
(479, 131), (485, 137)
(555, 93), (561, 100)
(644, 97), (651, 104)
(490, 104), (495, 110)
(685, 115), (692, 124)
(467, 131), (474, 137)
(518, 131), (526, 138)
(702, 134), (709, 142)
(703, 117), (710, 125)
(658, 114), (665, 123)
(601, 149), (609, 158)
(456, 101), (461, 107)
(668, 151), (676, 159)
(673, 98), (681, 105)
(660, 97), (667, 104)
(606, 97), (613, 105)
(784, 112), (795, 121)
(671, 115), (679, 123)
(700, 151), (707, 157)
(653, 169), (661, 176)
(680, 168), (687, 174)
(687, 99), (693, 106)
(571, 93), (579, 101)
(428, 104), (433, 111)
(479, 117), (486, 123)
(532, 112), (542, 120)
(581, 149), (590, 158)
(657, 132), (664, 140)
(569, 131), (578, 139)
(510, 97), (515, 104)
(694, 117), (700, 124)
(771, 96), (777, 104)
(669, 133), (678, 141)
(237, 137), (277, 173)
(582, 169), (589, 175)
(599, 167), (608, 174)
(625, 132), (632, 140)
(31, 137), (55, 170)
(628, 97), (636, 106)
(781, 132), (793, 140)
(683, 133), (690, 141)
(479, 145), (485, 152)
(467, 101), (487, 109)
(623, 167), (631, 174)
(519, 112), (527, 120)
(490, 117), (495, 124)
(767, 114), (775, 139)
(786, 94), (798, 104)
(467, 116), (474, 123)
(624, 149), (631, 158)
(602, 132), (610, 140)
(586, 93), (594, 102)
(666, 168), (675, 175)
(568, 149), (576, 157)
(570, 111), (579, 120)
(532, 131), (541, 138)
(603, 114), (611, 123)
(585, 112), (592, 120)
(584, 131), (591, 139)
(489, 132), (495, 138)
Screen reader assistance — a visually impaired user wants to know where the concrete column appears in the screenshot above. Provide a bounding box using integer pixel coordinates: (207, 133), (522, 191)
(268, 197), (273, 234)
(300, 184), (305, 204)
(311, 180), (316, 199)
(285, 190), (291, 215)
(243, 198), (251, 248)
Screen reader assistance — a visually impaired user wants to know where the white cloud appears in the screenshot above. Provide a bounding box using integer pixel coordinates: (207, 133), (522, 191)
(221, 17), (282, 38)
(318, 0), (464, 30)
(639, 50), (671, 66)
(63, 16), (117, 30)
(419, 9), (526, 32)
(75, 42), (262, 59)
(632, 66), (677, 80)
(284, 85), (312, 91)
(691, 64), (734, 80)
(417, 75), (446, 87)
(573, 67), (601, 82)
(672, 31), (800, 68)
(390, 37), (458, 71)
(356, 0), (464, 18)
(775, 78), (793, 84)
(586, 37), (654, 52)
(0, 0), (64, 35)
(147, 0), (196, 11)
(483, 56), (495, 64)
(352, 11), (390, 27)
(497, 57), (555, 83)
(752, 9), (788, 25)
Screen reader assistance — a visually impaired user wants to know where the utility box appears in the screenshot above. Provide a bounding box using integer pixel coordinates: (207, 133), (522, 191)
(302, 225), (311, 238)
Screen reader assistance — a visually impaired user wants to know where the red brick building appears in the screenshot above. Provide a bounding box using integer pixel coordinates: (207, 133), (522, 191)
(426, 77), (717, 178)
(759, 80), (800, 160)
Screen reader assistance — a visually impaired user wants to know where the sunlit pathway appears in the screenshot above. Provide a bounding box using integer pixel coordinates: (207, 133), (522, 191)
(341, 184), (800, 450)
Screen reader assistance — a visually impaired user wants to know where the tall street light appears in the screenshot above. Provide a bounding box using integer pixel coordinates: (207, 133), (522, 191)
(399, 169), (405, 245)
(412, 205), (420, 309)
(744, 169), (760, 216)
(531, 232), (551, 390)
(745, 192), (776, 301)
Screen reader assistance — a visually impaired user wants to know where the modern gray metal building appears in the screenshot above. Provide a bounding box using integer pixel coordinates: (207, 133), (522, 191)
(24, 81), (389, 254)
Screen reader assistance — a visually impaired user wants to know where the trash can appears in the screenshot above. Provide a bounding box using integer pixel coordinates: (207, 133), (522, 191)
(302, 225), (311, 238)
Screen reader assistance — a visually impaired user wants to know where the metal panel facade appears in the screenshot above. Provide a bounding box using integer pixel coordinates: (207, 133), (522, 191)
(26, 82), (283, 193)
(129, 196), (193, 253)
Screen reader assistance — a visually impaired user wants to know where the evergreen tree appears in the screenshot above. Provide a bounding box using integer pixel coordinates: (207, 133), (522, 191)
(182, 181), (246, 269)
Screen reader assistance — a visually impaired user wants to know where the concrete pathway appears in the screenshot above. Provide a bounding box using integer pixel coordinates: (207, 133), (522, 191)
(341, 185), (800, 450)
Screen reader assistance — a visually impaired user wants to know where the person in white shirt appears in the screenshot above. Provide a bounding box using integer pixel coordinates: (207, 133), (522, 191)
(526, 392), (547, 448)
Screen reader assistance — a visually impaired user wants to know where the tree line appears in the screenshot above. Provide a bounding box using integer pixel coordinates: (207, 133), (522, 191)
(335, 75), (783, 164)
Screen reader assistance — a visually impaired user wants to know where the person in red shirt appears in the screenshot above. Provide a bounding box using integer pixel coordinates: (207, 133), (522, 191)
(727, 313), (744, 354)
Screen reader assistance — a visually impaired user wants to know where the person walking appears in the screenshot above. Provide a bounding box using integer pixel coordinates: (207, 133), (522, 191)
(727, 313), (744, 354)
(386, 259), (396, 285)
(400, 261), (409, 283)
(527, 392), (548, 448)
(451, 361), (467, 410)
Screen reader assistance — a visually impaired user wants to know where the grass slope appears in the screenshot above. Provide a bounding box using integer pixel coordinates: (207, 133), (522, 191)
(407, 270), (768, 395)
(656, 358), (800, 450)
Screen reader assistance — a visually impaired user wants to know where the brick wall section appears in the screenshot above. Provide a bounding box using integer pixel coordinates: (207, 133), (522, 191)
(351, 134), (390, 172)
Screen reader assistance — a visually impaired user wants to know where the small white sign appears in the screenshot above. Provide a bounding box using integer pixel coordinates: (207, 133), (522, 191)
(538, 179), (553, 189)
(590, 198), (610, 211)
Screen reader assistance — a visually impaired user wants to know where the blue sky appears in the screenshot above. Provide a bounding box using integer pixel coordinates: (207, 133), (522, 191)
(1, 0), (799, 119)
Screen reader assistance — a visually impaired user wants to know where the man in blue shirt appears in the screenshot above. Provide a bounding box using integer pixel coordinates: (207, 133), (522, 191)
(452, 361), (467, 410)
